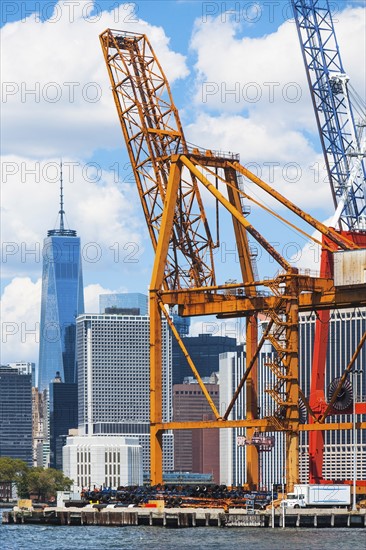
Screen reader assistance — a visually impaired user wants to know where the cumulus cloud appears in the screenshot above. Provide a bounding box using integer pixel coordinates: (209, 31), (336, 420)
(0, 277), (126, 365)
(185, 112), (333, 214)
(186, 5), (365, 215)
(0, 277), (42, 365)
(1, 154), (145, 279)
(1, 1), (189, 158)
(190, 6), (365, 124)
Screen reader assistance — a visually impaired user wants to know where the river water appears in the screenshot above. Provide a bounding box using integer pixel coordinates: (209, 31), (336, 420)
(0, 515), (364, 550)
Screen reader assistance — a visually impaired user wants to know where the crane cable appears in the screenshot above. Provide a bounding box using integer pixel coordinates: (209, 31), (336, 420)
(193, 161), (334, 252)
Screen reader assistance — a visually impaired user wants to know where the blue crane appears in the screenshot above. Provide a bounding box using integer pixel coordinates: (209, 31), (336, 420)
(291, 0), (366, 231)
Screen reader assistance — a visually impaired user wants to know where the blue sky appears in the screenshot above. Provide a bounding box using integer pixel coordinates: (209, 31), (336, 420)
(1, 0), (365, 363)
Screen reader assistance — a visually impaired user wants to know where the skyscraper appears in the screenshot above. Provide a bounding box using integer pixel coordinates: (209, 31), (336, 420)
(298, 309), (366, 482)
(0, 365), (33, 465)
(172, 333), (238, 385)
(219, 345), (285, 489)
(173, 375), (220, 482)
(7, 362), (35, 387)
(38, 169), (84, 469)
(76, 312), (173, 477)
(38, 170), (84, 390)
(49, 372), (78, 469)
(99, 293), (148, 315)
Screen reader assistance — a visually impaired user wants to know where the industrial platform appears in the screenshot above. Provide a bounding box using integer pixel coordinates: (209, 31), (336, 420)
(2, 506), (366, 529)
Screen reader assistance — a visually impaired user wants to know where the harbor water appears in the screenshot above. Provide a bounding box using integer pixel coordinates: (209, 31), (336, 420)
(0, 511), (364, 550)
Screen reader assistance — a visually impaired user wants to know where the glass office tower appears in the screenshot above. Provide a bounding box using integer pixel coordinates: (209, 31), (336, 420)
(99, 293), (148, 315)
(38, 205), (84, 391)
(0, 366), (33, 465)
(37, 175), (84, 468)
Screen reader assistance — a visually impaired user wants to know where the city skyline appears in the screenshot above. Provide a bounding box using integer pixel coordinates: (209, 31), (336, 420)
(2, 0), (365, 366)
(0, 2), (365, 508)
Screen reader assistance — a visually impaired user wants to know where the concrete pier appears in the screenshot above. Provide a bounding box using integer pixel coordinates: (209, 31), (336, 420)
(2, 506), (365, 528)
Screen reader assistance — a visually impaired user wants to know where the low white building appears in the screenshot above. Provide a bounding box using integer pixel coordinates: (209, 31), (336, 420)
(63, 435), (143, 490)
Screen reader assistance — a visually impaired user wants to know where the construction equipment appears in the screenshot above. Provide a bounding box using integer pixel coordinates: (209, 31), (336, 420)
(291, 0), (366, 232)
(100, 28), (366, 492)
(291, 0), (366, 484)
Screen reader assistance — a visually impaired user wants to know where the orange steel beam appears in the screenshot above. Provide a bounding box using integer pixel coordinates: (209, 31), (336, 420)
(149, 294), (163, 484)
(224, 165), (259, 488)
(161, 285), (366, 316)
(160, 274), (330, 295)
(285, 279), (300, 492)
(230, 161), (359, 250)
(245, 314), (259, 489)
(181, 155), (294, 272)
(223, 166), (257, 287)
(149, 160), (182, 485)
(157, 419), (366, 431)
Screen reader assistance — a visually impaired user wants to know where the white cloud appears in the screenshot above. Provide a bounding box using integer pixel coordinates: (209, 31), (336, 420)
(84, 283), (127, 313)
(185, 112), (333, 213)
(189, 6), (364, 253)
(1, 277), (41, 365)
(190, 6), (365, 126)
(1, 1), (189, 158)
(0, 277), (124, 365)
(186, 6), (365, 215)
(1, 154), (145, 279)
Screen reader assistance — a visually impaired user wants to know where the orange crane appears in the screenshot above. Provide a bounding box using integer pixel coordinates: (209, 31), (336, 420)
(100, 29), (366, 491)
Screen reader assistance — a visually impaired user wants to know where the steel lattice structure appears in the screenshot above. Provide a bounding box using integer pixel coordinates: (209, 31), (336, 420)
(292, 0), (366, 230)
(101, 27), (366, 491)
(100, 30), (217, 289)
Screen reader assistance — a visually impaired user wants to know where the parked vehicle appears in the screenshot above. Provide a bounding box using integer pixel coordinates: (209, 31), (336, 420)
(281, 484), (351, 509)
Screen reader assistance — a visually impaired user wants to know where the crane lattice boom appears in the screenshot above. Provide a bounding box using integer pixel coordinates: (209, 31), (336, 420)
(292, 0), (366, 230)
(100, 29), (217, 289)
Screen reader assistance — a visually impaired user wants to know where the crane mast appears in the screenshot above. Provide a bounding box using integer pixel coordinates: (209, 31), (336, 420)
(292, 0), (366, 231)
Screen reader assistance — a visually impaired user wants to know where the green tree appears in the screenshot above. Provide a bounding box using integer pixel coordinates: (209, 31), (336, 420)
(0, 458), (73, 502)
(26, 468), (73, 502)
(0, 457), (28, 481)
(0, 457), (29, 498)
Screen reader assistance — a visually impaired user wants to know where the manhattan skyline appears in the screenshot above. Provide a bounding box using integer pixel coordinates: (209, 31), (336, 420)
(1, 1), (365, 367)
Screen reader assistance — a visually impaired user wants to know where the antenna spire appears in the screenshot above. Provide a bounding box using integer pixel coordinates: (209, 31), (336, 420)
(59, 160), (65, 232)
(47, 160), (77, 237)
